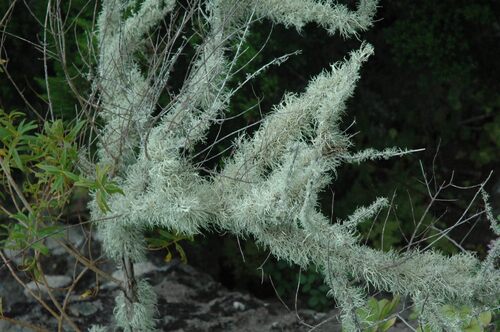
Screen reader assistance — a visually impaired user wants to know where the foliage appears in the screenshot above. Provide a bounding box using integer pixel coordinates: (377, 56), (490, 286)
(145, 228), (192, 264)
(1, 0), (499, 331)
(0, 108), (126, 271)
(383, 0), (500, 169)
(265, 261), (330, 310)
(349, 295), (400, 332)
(0, 109), (83, 273)
(0, 0), (96, 119)
(75, 165), (124, 213)
(411, 305), (496, 332)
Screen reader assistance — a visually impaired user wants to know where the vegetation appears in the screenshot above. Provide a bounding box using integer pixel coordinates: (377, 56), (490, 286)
(0, 0), (499, 331)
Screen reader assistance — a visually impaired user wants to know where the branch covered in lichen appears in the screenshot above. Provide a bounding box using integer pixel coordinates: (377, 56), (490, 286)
(90, 0), (499, 331)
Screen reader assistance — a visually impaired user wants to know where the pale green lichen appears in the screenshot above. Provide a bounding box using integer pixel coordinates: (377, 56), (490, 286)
(90, 0), (500, 331)
(88, 325), (107, 332)
(252, 0), (378, 37)
(114, 279), (158, 332)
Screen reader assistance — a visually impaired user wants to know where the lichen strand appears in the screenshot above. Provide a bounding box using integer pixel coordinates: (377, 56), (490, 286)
(114, 279), (158, 332)
(252, 0), (378, 37)
(91, 0), (500, 331)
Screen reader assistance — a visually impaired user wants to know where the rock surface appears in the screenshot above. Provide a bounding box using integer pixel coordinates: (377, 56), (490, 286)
(24, 275), (73, 298)
(0, 248), (414, 331)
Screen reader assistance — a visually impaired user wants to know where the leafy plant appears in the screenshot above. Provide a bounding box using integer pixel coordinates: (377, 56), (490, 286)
(74, 165), (124, 213)
(0, 110), (85, 272)
(348, 295), (400, 332)
(145, 228), (192, 264)
(0, 109), (125, 270)
(411, 305), (495, 332)
(260, 259), (331, 311)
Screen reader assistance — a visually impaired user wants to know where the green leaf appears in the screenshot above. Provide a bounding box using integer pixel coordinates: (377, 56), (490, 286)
(379, 317), (397, 332)
(464, 320), (482, 332)
(74, 178), (97, 189)
(477, 311), (491, 326)
(9, 230), (27, 241)
(96, 190), (110, 213)
(37, 225), (64, 239)
(146, 237), (168, 247)
(104, 183), (124, 195)
(95, 164), (110, 184)
(12, 212), (29, 225)
(18, 122), (37, 135)
(67, 120), (86, 140)
(52, 175), (64, 192)
(38, 164), (61, 174)
(442, 304), (456, 317)
(31, 242), (49, 255)
(416, 326), (431, 332)
(380, 295), (399, 318)
(378, 298), (390, 315)
(63, 171), (80, 182)
(175, 242), (188, 264)
(0, 127), (10, 140)
(367, 297), (379, 314)
(10, 148), (24, 170)
(158, 229), (176, 241)
(308, 296), (319, 308)
(164, 248), (173, 262)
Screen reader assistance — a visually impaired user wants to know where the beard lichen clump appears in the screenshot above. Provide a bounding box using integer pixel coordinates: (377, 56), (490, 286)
(89, 0), (499, 331)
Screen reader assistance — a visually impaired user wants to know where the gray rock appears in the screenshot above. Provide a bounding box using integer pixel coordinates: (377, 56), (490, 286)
(69, 300), (102, 317)
(155, 278), (197, 303)
(0, 272), (29, 311)
(46, 227), (85, 255)
(3, 247), (24, 266)
(111, 261), (162, 281)
(0, 320), (33, 332)
(232, 300), (246, 311)
(3, 255), (424, 332)
(24, 275), (72, 298)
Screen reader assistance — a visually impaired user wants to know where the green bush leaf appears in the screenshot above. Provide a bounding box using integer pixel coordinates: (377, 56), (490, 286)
(31, 242), (49, 255)
(379, 317), (397, 331)
(175, 242), (188, 264)
(96, 190), (110, 213)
